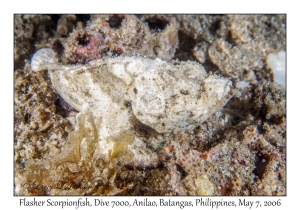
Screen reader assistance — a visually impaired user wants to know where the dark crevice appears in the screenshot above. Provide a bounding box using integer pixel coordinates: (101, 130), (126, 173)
(210, 18), (222, 35)
(225, 97), (250, 126)
(175, 164), (187, 179)
(111, 50), (123, 57)
(130, 116), (162, 139)
(108, 14), (125, 29)
(49, 14), (60, 25)
(174, 31), (197, 61)
(76, 32), (91, 46)
(55, 94), (77, 117)
(253, 152), (271, 179)
(133, 14), (144, 19)
(75, 14), (91, 24)
(203, 59), (221, 74)
(145, 17), (170, 31)
(51, 39), (64, 59)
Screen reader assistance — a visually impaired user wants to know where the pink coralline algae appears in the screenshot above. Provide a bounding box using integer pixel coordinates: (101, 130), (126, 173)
(66, 31), (105, 64)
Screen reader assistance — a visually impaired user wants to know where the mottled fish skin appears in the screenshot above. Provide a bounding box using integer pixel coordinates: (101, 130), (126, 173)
(31, 48), (233, 133)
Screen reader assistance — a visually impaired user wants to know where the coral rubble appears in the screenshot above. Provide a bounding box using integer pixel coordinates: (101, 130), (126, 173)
(14, 14), (286, 196)
(63, 15), (178, 64)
